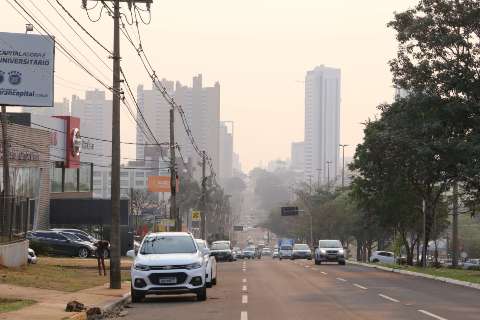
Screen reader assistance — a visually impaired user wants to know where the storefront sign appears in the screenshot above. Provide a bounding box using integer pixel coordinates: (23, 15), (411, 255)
(0, 143), (40, 161)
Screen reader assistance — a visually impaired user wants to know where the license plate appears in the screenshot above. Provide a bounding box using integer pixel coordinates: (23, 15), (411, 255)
(159, 277), (177, 284)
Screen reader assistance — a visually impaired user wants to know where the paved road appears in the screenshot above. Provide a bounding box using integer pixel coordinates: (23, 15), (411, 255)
(119, 259), (480, 320)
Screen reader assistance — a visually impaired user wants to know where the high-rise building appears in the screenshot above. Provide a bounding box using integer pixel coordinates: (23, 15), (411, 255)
(136, 79), (175, 160)
(22, 98), (70, 117)
(290, 141), (304, 171)
(136, 74), (220, 178)
(219, 121), (233, 180)
(304, 65), (341, 185)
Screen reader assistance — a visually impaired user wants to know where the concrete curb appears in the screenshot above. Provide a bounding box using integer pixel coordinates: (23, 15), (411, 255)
(68, 292), (131, 320)
(348, 260), (480, 291)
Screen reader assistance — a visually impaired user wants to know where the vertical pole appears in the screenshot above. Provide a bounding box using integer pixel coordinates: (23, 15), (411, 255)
(76, 167), (80, 192)
(422, 199), (427, 268)
(452, 182), (459, 267)
(169, 108), (178, 231)
(110, 0), (122, 289)
(201, 151), (207, 240)
(327, 161), (331, 191)
(90, 163), (94, 193)
(1, 105), (10, 240)
(341, 146), (346, 188)
(309, 213), (313, 248)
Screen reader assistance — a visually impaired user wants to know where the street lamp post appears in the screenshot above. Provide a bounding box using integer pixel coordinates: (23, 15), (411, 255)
(339, 144), (349, 188)
(316, 168), (322, 189)
(326, 161), (332, 191)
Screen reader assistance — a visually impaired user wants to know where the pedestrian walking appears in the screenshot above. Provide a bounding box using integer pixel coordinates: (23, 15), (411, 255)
(94, 239), (110, 276)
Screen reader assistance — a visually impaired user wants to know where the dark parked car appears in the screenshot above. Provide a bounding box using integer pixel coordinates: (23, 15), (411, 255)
(50, 228), (110, 258)
(27, 230), (96, 258)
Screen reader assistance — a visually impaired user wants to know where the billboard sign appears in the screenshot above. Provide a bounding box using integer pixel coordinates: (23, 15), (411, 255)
(0, 32), (54, 107)
(233, 225), (244, 231)
(191, 210), (201, 222)
(147, 176), (179, 193)
(281, 206), (299, 216)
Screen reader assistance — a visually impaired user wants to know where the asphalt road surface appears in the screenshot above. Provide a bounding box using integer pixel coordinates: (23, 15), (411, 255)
(119, 259), (480, 320)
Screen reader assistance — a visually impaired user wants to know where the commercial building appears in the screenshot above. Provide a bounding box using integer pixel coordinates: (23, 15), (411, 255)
(219, 121), (233, 180)
(136, 74), (220, 179)
(290, 141), (304, 171)
(304, 65), (341, 185)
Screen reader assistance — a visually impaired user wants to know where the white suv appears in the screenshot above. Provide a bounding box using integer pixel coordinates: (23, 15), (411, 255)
(127, 232), (208, 302)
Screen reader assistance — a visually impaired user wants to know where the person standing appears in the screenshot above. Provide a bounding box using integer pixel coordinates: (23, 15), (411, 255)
(94, 240), (110, 276)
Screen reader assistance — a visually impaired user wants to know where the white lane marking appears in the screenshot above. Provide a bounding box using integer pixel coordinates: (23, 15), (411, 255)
(336, 277), (347, 282)
(418, 310), (448, 320)
(242, 278), (247, 283)
(321, 271), (327, 275)
(378, 294), (400, 303)
(241, 311), (248, 320)
(242, 295), (248, 304)
(353, 283), (367, 290)
(304, 265), (310, 268)
(242, 285), (247, 291)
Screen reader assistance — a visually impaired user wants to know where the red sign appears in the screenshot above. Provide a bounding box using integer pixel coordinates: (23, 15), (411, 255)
(54, 116), (80, 168)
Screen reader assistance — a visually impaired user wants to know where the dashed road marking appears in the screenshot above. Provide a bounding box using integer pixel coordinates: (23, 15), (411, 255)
(353, 283), (367, 290)
(242, 295), (248, 304)
(379, 294), (400, 303)
(241, 311), (248, 320)
(304, 265), (310, 268)
(321, 271), (327, 275)
(242, 285), (247, 291)
(242, 278), (247, 283)
(336, 277), (347, 282)
(418, 310), (448, 320)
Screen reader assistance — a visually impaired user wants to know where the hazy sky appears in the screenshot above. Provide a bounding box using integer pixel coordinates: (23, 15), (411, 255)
(3, 0), (418, 172)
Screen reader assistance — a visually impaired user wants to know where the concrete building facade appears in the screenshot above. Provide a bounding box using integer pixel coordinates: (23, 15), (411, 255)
(304, 65), (341, 185)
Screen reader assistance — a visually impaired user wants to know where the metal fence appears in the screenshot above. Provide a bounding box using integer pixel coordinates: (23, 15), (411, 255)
(0, 196), (31, 243)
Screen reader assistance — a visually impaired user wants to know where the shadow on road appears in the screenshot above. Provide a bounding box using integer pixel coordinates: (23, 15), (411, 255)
(139, 294), (198, 304)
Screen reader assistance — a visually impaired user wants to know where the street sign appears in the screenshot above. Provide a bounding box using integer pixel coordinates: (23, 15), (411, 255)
(233, 225), (244, 231)
(191, 210), (201, 222)
(147, 176), (179, 193)
(281, 206), (299, 216)
(0, 32), (55, 107)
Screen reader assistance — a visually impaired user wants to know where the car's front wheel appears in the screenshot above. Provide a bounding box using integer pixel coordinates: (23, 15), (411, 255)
(78, 247), (89, 258)
(196, 285), (207, 301)
(212, 277), (217, 285)
(131, 286), (145, 303)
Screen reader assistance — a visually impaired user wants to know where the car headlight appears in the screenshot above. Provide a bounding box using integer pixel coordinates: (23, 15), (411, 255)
(185, 262), (202, 270)
(134, 263), (151, 271)
(338, 249), (344, 255)
(320, 249), (326, 254)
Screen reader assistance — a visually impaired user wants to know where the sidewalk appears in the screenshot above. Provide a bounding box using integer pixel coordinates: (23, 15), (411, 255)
(0, 281), (130, 320)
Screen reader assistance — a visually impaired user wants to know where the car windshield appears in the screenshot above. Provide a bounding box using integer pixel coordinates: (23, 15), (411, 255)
(319, 240), (342, 248)
(281, 245), (292, 250)
(212, 243), (230, 250)
(294, 244), (310, 250)
(244, 247), (254, 252)
(140, 236), (196, 254)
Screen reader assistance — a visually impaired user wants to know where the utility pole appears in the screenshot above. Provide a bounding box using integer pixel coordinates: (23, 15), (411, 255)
(307, 174), (313, 194)
(316, 168), (321, 189)
(422, 199), (427, 268)
(169, 108), (178, 231)
(84, 0), (153, 290)
(452, 182), (459, 267)
(1, 105), (11, 240)
(200, 151), (207, 240)
(326, 161), (332, 191)
(339, 144), (349, 188)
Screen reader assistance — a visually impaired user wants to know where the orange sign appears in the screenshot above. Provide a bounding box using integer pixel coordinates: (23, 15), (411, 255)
(147, 176), (179, 193)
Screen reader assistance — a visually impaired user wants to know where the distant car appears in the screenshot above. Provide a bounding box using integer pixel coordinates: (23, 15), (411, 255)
(292, 244), (312, 260)
(128, 232), (208, 302)
(279, 244), (293, 260)
(27, 248), (37, 264)
(196, 239), (217, 287)
(233, 247), (244, 259)
(369, 251), (395, 264)
(272, 248), (279, 259)
(50, 228), (97, 243)
(463, 259), (480, 270)
(243, 247), (255, 259)
(314, 240), (346, 265)
(261, 247), (272, 256)
(27, 230), (96, 258)
(210, 242), (234, 262)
